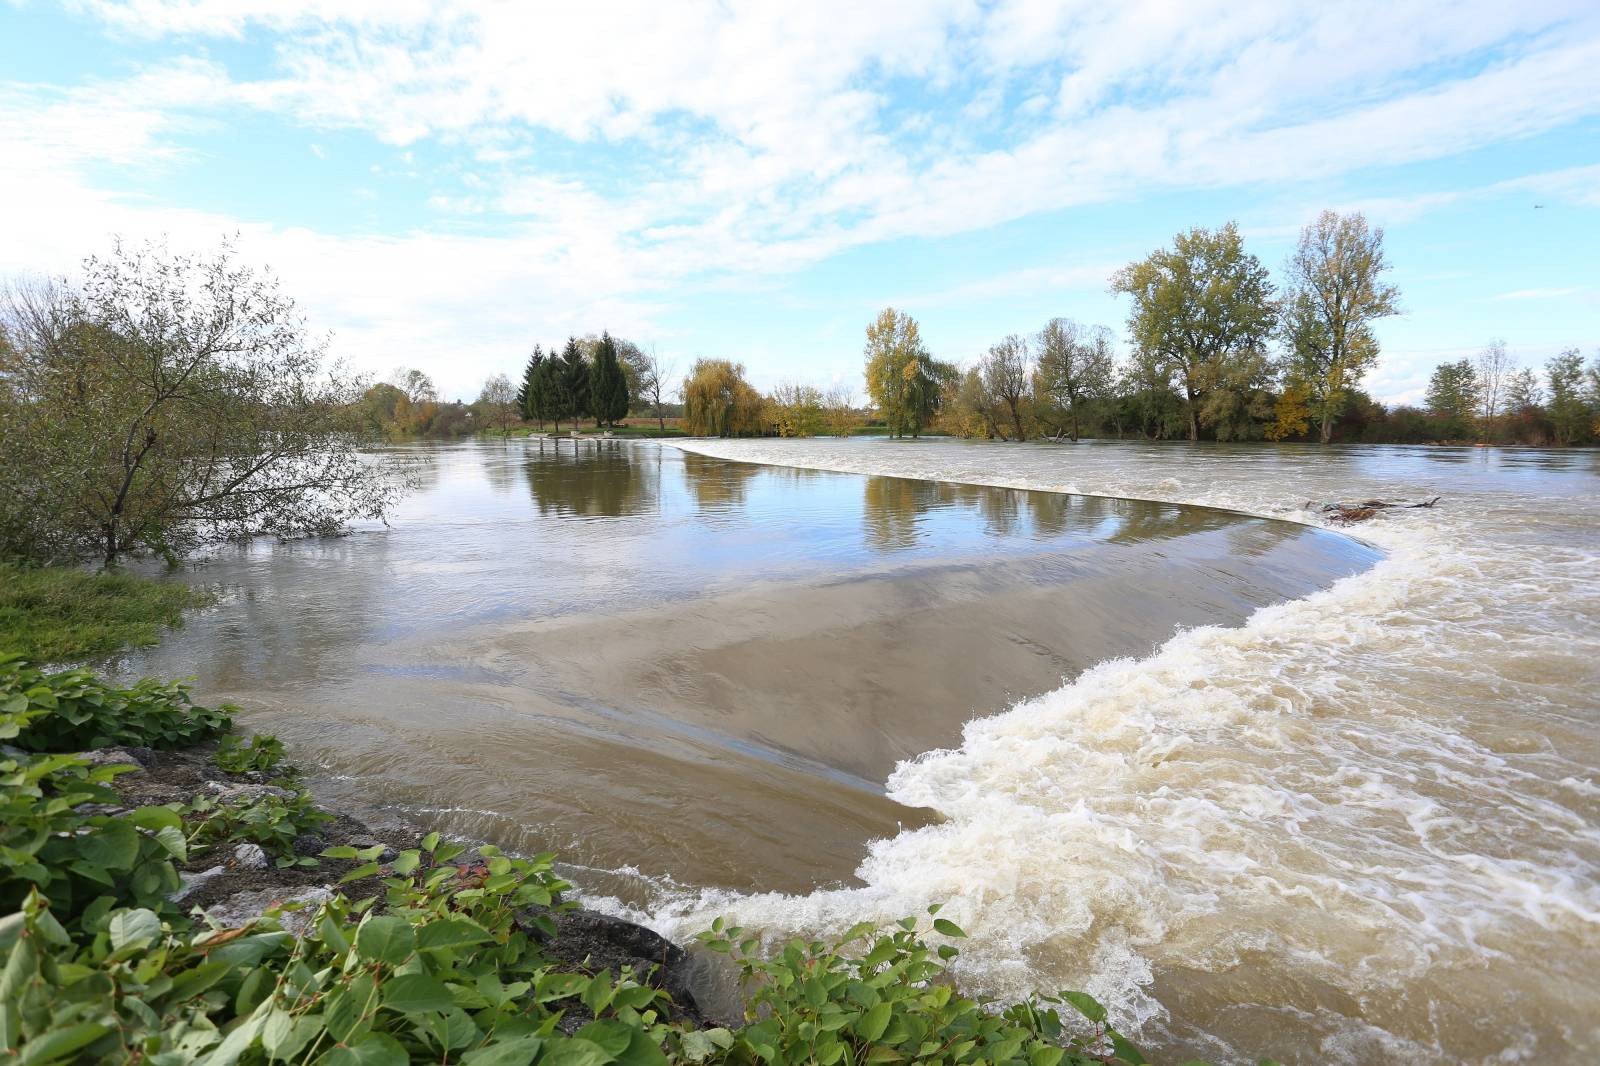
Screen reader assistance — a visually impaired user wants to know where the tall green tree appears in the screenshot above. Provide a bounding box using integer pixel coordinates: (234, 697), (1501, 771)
(588, 332), (630, 428)
(1425, 358), (1479, 440)
(681, 358), (763, 436)
(1035, 318), (1113, 441)
(517, 345), (547, 428)
(1110, 222), (1276, 442)
(1279, 210), (1401, 444)
(555, 337), (589, 428)
(1546, 347), (1592, 446)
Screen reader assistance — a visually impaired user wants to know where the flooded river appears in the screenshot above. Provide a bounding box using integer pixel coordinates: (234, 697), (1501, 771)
(656, 438), (1600, 1066)
(114, 437), (1599, 1064)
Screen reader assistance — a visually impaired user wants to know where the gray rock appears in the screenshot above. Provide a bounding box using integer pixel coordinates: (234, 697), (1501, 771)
(203, 780), (293, 804)
(171, 864), (227, 903)
(77, 747), (145, 769)
(232, 842), (269, 870)
(204, 886), (335, 937)
(292, 832), (326, 857)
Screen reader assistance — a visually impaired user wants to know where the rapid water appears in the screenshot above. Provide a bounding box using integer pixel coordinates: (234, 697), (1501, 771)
(647, 439), (1600, 1066)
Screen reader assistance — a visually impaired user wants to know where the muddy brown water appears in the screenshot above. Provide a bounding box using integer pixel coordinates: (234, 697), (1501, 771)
(114, 440), (1377, 902)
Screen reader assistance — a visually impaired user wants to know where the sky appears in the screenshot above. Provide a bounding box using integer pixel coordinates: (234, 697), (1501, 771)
(2, 1), (1597, 405)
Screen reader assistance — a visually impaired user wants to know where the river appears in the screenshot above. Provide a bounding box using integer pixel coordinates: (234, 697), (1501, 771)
(116, 437), (1598, 1064)
(650, 438), (1599, 1066)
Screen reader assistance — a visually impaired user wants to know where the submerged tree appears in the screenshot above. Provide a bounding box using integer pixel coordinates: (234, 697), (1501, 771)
(0, 239), (407, 566)
(980, 334), (1032, 441)
(1035, 318), (1113, 441)
(1110, 222), (1277, 442)
(1279, 210), (1400, 444)
(477, 372), (517, 436)
(1425, 358), (1479, 439)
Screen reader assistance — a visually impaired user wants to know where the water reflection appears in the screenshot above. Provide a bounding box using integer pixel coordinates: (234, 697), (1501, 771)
(520, 439), (658, 518)
(681, 451), (762, 513)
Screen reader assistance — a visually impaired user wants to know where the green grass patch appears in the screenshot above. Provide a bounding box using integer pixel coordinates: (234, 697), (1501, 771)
(0, 564), (210, 662)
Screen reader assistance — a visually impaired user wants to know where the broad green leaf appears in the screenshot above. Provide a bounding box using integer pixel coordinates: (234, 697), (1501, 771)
(858, 1002), (893, 1042)
(931, 918), (965, 939)
(108, 908), (162, 950)
(131, 805), (183, 831)
(460, 1036), (543, 1066)
(381, 972), (454, 1014)
(325, 1032), (409, 1066)
(416, 916), (491, 952)
(541, 1037), (614, 1066)
(1061, 991), (1107, 1024)
(354, 914), (414, 965)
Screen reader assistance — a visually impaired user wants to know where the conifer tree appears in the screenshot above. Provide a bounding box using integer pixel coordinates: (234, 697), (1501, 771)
(589, 332), (630, 428)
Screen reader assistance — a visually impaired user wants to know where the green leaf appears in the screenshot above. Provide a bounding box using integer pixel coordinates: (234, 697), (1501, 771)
(16, 1022), (112, 1065)
(416, 916), (492, 952)
(858, 1002), (893, 1042)
(325, 1032), (409, 1066)
(1109, 1032), (1148, 1066)
(460, 1036), (544, 1066)
(381, 972), (454, 1014)
(78, 820), (139, 870)
(1061, 991), (1107, 1024)
(541, 1037), (614, 1066)
(153, 824), (188, 860)
(108, 908), (162, 950)
(321, 845), (360, 859)
(131, 805), (183, 831)
(354, 914), (415, 965)
(1030, 1046), (1065, 1066)
(614, 1029), (669, 1066)
(931, 918), (965, 939)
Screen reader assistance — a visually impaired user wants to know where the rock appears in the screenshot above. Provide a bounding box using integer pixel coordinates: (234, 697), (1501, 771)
(292, 832), (326, 857)
(203, 780), (293, 804)
(232, 842), (269, 870)
(519, 907), (704, 1023)
(171, 865), (227, 903)
(77, 747), (145, 769)
(204, 886), (335, 937)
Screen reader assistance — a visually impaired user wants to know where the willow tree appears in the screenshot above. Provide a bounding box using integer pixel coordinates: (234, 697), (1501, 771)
(1279, 211), (1400, 444)
(681, 358), (762, 436)
(0, 240), (407, 566)
(1110, 223), (1276, 442)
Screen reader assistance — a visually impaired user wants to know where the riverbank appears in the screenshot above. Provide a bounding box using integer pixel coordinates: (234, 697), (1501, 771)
(0, 562), (209, 662)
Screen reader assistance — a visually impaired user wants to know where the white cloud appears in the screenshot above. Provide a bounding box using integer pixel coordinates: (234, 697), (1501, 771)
(7, 0), (1600, 396)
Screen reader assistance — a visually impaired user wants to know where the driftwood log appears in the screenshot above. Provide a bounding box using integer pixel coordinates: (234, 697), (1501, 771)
(1306, 497), (1442, 524)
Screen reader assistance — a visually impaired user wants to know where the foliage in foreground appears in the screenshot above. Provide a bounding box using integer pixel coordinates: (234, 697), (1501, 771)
(0, 563), (209, 663)
(1, 661), (1215, 1065)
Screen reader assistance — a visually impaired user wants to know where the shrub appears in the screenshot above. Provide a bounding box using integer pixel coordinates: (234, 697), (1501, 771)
(215, 732), (290, 775)
(1, 655), (232, 752)
(187, 791), (331, 867)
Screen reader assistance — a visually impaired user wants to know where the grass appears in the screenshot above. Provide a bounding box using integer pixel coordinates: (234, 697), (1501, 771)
(0, 563), (211, 662)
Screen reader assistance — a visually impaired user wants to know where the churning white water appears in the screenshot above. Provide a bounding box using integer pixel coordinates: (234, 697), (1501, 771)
(640, 439), (1600, 1065)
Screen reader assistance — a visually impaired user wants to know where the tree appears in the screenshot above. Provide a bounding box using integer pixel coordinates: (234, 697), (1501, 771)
(517, 345), (549, 429)
(1505, 367), (1542, 413)
(1546, 348), (1591, 446)
(1426, 358), (1478, 439)
(821, 383), (860, 437)
(554, 337), (589, 429)
(1475, 339), (1512, 439)
(681, 358), (763, 436)
(764, 382), (824, 437)
(638, 346), (677, 432)
(1035, 318), (1113, 441)
(0, 240), (406, 567)
(862, 307), (952, 438)
(1278, 210), (1400, 444)
(1265, 380), (1312, 441)
(980, 334), (1031, 441)
(1110, 222), (1277, 442)
(588, 332), (630, 428)
(477, 373), (517, 436)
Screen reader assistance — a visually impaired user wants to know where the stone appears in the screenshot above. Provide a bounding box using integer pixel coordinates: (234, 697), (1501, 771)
(292, 832), (326, 857)
(203, 780), (293, 804)
(232, 842), (269, 870)
(76, 747), (145, 769)
(171, 865), (227, 903)
(518, 907), (704, 1023)
(204, 886), (335, 937)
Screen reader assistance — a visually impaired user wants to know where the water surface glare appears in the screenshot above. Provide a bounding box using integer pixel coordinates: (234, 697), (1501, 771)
(117, 439), (1372, 902)
(654, 438), (1600, 1066)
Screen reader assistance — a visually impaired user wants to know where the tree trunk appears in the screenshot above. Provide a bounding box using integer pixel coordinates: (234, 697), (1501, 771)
(1009, 402), (1025, 442)
(1320, 411), (1335, 445)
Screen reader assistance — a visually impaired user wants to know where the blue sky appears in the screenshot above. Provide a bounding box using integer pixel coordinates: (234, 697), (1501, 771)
(2, 1), (1597, 405)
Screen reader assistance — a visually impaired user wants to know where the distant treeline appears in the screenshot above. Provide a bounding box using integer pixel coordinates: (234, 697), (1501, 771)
(454, 209), (1600, 446)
